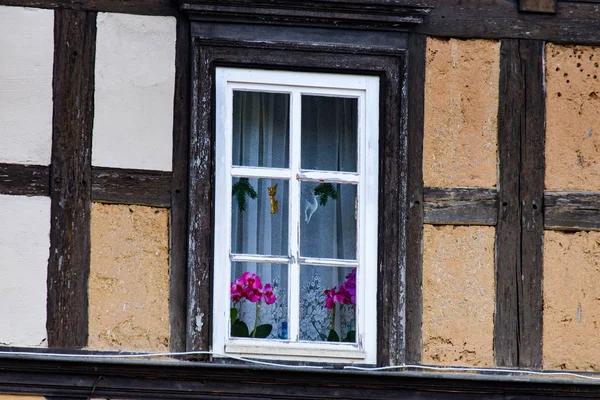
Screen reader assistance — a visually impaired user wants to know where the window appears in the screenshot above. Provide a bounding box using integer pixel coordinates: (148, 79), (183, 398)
(212, 68), (379, 363)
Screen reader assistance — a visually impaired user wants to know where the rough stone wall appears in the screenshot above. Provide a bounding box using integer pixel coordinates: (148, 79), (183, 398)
(88, 203), (170, 352)
(545, 43), (600, 191)
(423, 37), (500, 188)
(543, 231), (600, 370)
(422, 225), (495, 366)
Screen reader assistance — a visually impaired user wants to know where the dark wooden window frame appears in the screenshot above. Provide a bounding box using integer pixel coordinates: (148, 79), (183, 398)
(186, 35), (412, 366)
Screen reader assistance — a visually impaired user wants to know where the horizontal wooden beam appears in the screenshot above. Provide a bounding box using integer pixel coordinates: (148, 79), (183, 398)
(0, 0), (178, 16)
(423, 187), (497, 225)
(0, 164), (171, 207)
(91, 167), (172, 207)
(545, 191), (600, 231)
(1, 352), (600, 398)
(0, 163), (49, 196)
(411, 0), (600, 45)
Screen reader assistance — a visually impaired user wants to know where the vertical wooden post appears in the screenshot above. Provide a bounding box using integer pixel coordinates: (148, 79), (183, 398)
(46, 9), (96, 348)
(187, 43), (214, 354)
(517, 40), (545, 369)
(170, 15), (191, 353)
(405, 33), (427, 365)
(495, 39), (545, 368)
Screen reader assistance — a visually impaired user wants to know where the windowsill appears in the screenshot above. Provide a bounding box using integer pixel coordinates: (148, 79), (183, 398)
(224, 338), (367, 362)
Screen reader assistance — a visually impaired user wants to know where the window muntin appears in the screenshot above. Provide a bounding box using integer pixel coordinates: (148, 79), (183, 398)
(213, 68), (379, 363)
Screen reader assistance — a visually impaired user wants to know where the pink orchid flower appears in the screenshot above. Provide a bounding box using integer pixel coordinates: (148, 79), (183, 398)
(263, 284), (277, 305)
(237, 272), (263, 290)
(231, 282), (244, 302)
(324, 287), (336, 309)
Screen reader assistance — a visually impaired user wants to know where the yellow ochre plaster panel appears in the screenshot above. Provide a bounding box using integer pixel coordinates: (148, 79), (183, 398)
(422, 225), (495, 367)
(0, 396), (44, 400)
(545, 43), (600, 191)
(543, 231), (600, 371)
(88, 203), (170, 352)
(423, 37), (499, 188)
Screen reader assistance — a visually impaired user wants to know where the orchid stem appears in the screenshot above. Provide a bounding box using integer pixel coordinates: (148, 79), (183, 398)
(331, 303), (336, 332)
(252, 300), (261, 338)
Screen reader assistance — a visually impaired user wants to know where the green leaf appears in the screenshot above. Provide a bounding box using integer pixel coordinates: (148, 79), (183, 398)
(251, 324), (272, 339)
(230, 308), (238, 327)
(313, 183), (338, 206)
(342, 330), (356, 343)
(327, 329), (340, 342)
(231, 319), (249, 337)
(232, 178), (257, 212)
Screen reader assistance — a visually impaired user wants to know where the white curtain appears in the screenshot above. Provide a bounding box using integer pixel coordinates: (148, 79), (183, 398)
(231, 91), (357, 341)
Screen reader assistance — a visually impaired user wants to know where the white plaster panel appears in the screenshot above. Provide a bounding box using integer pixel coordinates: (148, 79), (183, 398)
(0, 6), (53, 165)
(93, 13), (176, 171)
(0, 195), (50, 346)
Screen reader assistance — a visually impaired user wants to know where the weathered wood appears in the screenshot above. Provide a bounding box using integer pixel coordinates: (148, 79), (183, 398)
(412, 0), (600, 45)
(187, 43), (213, 354)
(519, 0), (556, 13)
(405, 33), (426, 365)
(169, 16), (191, 353)
(377, 51), (407, 368)
(0, 0), (178, 16)
(0, 163), (49, 197)
(187, 43), (407, 365)
(495, 39), (545, 369)
(494, 39), (522, 368)
(3, 352), (600, 399)
(423, 187), (498, 226)
(545, 192), (600, 231)
(181, 0), (431, 30)
(47, 9), (96, 349)
(517, 39), (545, 370)
(91, 167), (171, 207)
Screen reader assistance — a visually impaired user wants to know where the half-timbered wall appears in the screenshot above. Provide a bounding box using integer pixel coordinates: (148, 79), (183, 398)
(1, 0), (600, 398)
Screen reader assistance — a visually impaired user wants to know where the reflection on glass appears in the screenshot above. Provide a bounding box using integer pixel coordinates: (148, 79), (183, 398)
(230, 262), (288, 340)
(301, 95), (358, 172)
(232, 91), (290, 168)
(232, 178), (288, 256)
(299, 265), (356, 342)
(300, 181), (356, 259)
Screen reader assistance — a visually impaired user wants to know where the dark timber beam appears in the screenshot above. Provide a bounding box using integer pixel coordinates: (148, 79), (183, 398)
(518, 39), (545, 370)
(47, 9), (96, 348)
(495, 39), (523, 368)
(405, 33), (426, 365)
(495, 39), (545, 369)
(91, 167), (171, 207)
(0, 163), (49, 196)
(0, 0), (178, 16)
(545, 192), (600, 231)
(169, 16), (191, 353)
(2, 353), (600, 399)
(423, 187), (497, 226)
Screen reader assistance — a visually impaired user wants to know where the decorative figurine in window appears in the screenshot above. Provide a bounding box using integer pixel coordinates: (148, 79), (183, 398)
(268, 183), (278, 214)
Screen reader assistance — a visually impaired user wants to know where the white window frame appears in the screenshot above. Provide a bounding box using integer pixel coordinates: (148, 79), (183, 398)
(213, 67), (379, 364)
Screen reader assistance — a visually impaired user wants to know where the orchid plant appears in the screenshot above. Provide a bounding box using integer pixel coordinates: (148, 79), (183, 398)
(230, 272), (277, 339)
(323, 269), (356, 342)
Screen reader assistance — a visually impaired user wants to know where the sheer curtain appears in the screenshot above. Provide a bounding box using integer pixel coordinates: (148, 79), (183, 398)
(231, 91), (357, 341)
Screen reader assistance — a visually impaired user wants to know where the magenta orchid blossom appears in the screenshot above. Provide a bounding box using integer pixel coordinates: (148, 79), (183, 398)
(323, 269), (356, 308)
(323, 269), (357, 342)
(230, 272), (277, 339)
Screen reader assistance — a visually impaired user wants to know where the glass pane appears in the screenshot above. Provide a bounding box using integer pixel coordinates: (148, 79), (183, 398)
(301, 95), (358, 172)
(231, 177), (288, 256)
(230, 262), (288, 340)
(232, 91), (290, 168)
(299, 265), (356, 343)
(300, 181), (356, 259)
